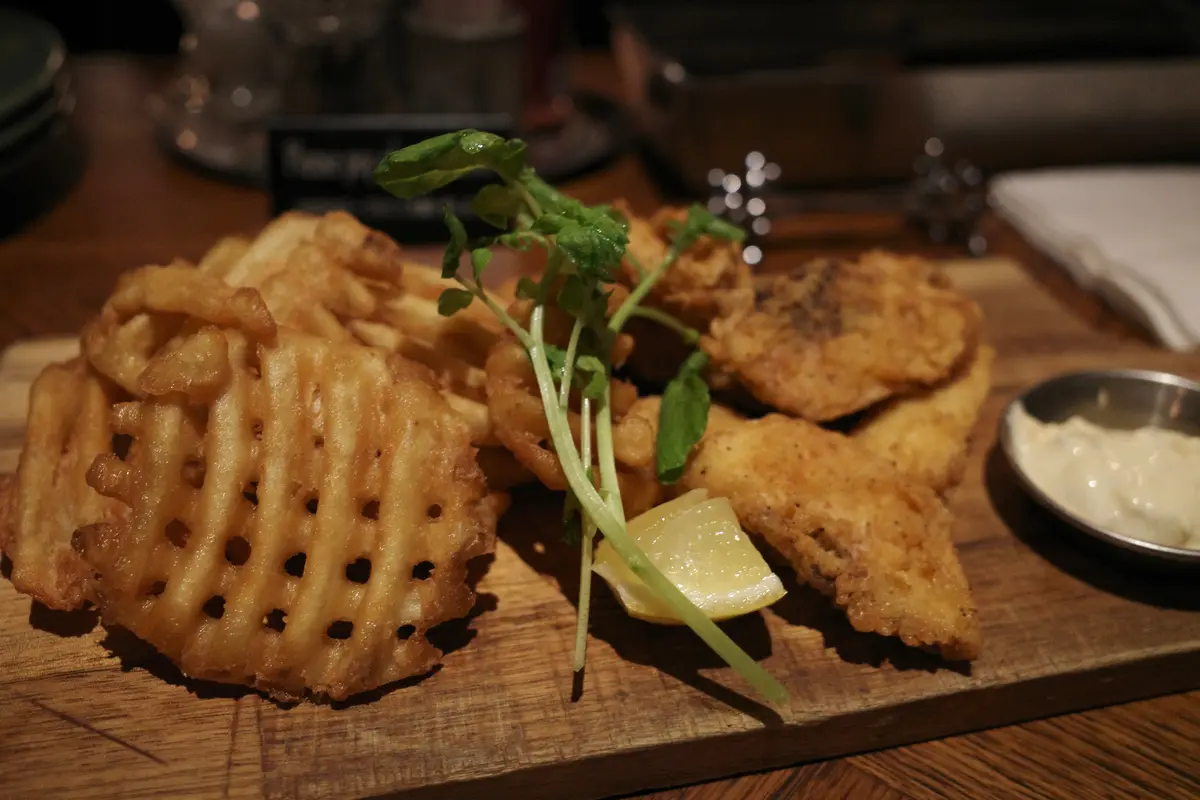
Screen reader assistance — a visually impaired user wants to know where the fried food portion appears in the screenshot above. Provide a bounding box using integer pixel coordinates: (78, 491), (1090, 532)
(225, 211), (405, 343)
(85, 214), (506, 456)
(195, 235), (251, 280)
(705, 250), (982, 422)
(210, 212), (319, 287)
(616, 200), (751, 329)
(83, 265), (277, 396)
(78, 321), (497, 701)
(682, 414), (981, 660)
(484, 338), (661, 514)
(348, 278), (502, 447)
(623, 394), (745, 444)
(200, 213), (501, 449)
(853, 345), (996, 492)
(615, 201), (748, 385)
(1, 359), (128, 610)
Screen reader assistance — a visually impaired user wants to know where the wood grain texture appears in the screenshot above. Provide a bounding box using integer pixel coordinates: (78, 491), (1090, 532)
(2, 54), (1200, 800)
(3, 259), (1200, 800)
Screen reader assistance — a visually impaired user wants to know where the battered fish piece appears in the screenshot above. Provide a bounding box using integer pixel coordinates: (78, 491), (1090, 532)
(854, 345), (996, 493)
(616, 200), (751, 330)
(683, 414), (982, 660)
(623, 395), (745, 443)
(705, 251), (982, 422)
(614, 202), (753, 387)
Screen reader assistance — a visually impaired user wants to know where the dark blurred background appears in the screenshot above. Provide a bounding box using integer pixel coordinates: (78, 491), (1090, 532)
(0, 0), (612, 53)
(3, 0), (1199, 244)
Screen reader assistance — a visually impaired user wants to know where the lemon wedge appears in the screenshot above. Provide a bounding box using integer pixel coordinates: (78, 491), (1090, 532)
(592, 489), (786, 625)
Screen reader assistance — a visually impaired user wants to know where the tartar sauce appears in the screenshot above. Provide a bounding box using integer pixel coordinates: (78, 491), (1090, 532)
(1009, 405), (1200, 549)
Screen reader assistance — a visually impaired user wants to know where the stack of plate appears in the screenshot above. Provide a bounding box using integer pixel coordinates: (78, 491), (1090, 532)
(0, 8), (85, 238)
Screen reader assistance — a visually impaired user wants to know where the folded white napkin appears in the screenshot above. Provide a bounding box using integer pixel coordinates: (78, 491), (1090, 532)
(989, 167), (1200, 351)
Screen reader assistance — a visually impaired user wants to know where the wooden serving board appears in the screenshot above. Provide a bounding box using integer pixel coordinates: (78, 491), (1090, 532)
(3, 258), (1200, 800)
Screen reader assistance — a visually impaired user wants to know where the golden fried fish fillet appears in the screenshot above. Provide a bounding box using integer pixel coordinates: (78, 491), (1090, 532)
(682, 414), (981, 660)
(616, 200), (751, 330)
(623, 395), (746, 443)
(1, 359), (128, 610)
(79, 319), (496, 701)
(705, 251), (982, 422)
(613, 202), (752, 387)
(853, 344), (996, 493)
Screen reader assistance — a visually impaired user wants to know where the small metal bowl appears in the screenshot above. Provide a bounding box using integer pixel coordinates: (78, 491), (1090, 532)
(998, 369), (1200, 569)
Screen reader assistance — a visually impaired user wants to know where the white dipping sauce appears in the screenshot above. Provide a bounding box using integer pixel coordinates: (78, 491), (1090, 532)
(1009, 405), (1200, 550)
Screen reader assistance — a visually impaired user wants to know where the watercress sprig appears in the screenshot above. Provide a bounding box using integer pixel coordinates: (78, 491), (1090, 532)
(375, 131), (786, 704)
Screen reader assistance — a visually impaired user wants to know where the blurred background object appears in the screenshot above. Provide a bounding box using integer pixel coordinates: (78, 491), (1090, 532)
(612, 0), (1200, 192)
(403, 0), (527, 118)
(0, 6), (85, 237)
(147, 0), (292, 180)
(3, 0), (1199, 251)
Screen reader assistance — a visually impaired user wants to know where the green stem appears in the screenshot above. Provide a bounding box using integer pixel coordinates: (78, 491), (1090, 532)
(608, 247), (684, 333)
(458, 275), (533, 349)
(528, 305), (619, 531)
(627, 306), (701, 344)
(516, 182), (543, 219)
(527, 305), (787, 705)
(573, 397), (596, 672)
(594, 383), (624, 520)
(626, 251), (648, 282)
(558, 317), (584, 410)
(593, 507), (788, 705)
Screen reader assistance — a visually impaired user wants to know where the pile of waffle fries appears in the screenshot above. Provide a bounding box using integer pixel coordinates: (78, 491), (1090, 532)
(0, 212), (515, 700)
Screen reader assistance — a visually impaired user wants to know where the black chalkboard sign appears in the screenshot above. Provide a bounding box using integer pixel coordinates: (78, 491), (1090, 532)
(266, 113), (515, 242)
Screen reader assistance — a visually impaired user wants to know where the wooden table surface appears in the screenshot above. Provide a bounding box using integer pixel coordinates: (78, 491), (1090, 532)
(1, 55), (1197, 800)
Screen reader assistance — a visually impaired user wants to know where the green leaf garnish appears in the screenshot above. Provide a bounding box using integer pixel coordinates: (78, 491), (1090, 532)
(523, 176), (628, 281)
(531, 213), (569, 235)
(555, 221), (626, 281)
(442, 207), (469, 279)
(374, 132), (787, 705)
(656, 351), (712, 484)
(470, 247), (492, 283)
(374, 130), (528, 198)
(667, 204), (747, 253)
(516, 276), (540, 300)
(556, 273), (587, 316)
(557, 274), (613, 326)
(498, 231), (543, 251)
(472, 184), (523, 229)
(437, 287), (475, 317)
(562, 489), (582, 545)
(574, 355), (609, 400)
(544, 343), (569, 383)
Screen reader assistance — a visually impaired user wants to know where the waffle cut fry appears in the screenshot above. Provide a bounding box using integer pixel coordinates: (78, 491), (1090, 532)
(238, 212), (405, 342)
(199, 213), (503, 450)
(83, 215), (525, 494)
(0, 359), (128, 610)
(348, 268), (504, 444)
(83, 212), (404, 397)
(83, 264), (277, 396)
(77, 308), (497, 700)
